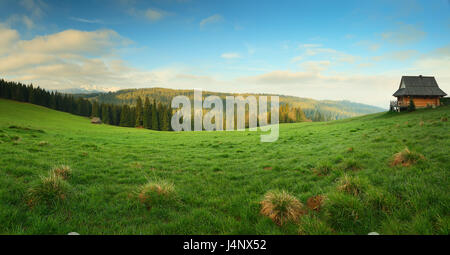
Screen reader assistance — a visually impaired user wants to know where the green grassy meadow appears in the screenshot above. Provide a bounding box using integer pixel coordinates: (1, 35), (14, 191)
(0, 98), (448, 234)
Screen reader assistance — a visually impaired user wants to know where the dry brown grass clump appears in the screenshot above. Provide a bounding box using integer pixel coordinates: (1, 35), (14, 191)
(441, 117), (448, 122)
(138, 180), (175, 208)
(347, 147), (354, 152)
(419, 121), (424, 126)
(260, 190), (306, 225)
(306, 195), (325, 212)
(51, 165), (72, 180)
(391, 147), (425, 167)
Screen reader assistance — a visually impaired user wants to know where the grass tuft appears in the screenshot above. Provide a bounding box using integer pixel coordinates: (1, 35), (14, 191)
(138, 180), (176, 208)
(391, 147), (425, 167)
(313, 162), (333, 176)
(260, 190), (306, 226)
(337, 174), (367, 196)
(343, 158), (362, 171)
(38, 141), (49, 146)
(50, 165), (72, 180)
(27, 173), (71, 207)
(298, 214), (334, 235)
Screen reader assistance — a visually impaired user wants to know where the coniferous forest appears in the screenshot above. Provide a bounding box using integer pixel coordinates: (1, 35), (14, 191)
(0, 79), (315, 130)
(0, 79), (173, 131)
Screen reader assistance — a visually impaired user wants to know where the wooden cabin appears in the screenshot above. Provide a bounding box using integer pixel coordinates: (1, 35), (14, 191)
(391, 75), (447, 111)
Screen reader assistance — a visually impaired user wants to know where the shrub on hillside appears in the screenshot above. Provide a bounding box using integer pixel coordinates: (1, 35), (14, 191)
(260, 190), (306, 226)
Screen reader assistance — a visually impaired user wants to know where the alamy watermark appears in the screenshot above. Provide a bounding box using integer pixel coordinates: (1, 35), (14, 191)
(170, 89), (279, 142)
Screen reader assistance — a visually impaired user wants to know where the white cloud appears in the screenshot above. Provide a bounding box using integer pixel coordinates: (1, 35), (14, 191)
(380, 23), (426, 45)
(291, 55), (303, 63)
(70, 17), (104, 24)
(20, 0), (47, 18)
(221, 52), (241, 59)
(372, 50), (418, 62)
(200, 14), (223, 27)
(354, 40), (381, 51)
(145, 8), (166, 21)
(127, 7), (169, 22)
(298, 43), (322, 48)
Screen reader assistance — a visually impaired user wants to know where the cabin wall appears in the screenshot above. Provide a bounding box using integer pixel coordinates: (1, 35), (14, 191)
(397, 96), (440, 108)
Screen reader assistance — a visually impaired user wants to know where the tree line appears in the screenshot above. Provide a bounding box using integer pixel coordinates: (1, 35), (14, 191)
(0, 79), (172, 131)
(1, 78), (309, 131)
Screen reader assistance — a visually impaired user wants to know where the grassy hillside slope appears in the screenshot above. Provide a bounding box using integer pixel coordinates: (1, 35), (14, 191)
(0, 99), (448, 234)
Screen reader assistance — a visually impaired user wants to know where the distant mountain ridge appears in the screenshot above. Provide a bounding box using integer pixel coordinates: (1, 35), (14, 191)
(75, 87), (385, 121)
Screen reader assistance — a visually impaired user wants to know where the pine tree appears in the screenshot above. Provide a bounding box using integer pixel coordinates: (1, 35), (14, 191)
(143, 96), (152, 129)
(120, 105), (129, 127)
(92, 101), (99, 117)
(135, 97), (143, 127)
(129, 107), (136, 127)
(101, 104), (110, 124)
(151, 100), (159, 130)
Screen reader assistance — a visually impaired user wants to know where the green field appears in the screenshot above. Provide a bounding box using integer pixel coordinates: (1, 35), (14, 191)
(0, 98), (448, 234)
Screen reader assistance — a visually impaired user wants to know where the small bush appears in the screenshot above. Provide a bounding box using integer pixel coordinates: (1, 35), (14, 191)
(298, 214), (334, 235)
(260, 190), (306, 226)
(391, 147), (425, 167)
(50, 165), (72, 180)
(27, 173), (71, 207)
(138, 180), (176, 208)
(337, 174), (367, 196)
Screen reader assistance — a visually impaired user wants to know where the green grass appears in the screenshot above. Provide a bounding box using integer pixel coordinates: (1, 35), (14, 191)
(0, 98), (448, 234)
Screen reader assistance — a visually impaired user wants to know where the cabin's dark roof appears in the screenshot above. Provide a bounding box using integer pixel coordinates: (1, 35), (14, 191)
(393, 76), (447, 97)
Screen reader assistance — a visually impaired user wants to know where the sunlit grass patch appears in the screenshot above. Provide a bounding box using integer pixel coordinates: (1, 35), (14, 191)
(260, 190), (306, 226)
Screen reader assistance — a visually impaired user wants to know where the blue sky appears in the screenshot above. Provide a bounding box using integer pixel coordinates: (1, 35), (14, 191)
(0, 0), (449, 107)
